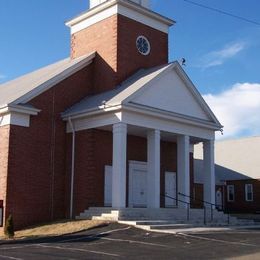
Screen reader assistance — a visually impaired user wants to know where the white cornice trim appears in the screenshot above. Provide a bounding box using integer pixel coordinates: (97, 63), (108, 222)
(66, 0), (175, 34)
(62, 101), (221, 131)
(0, 112), (30, 127)
(64, 105), (216, 139)
(123, 103), (221, 131)
(62, 104), (122, 121)
(0, 105), (40, 127)
(0, 104), (41, 116)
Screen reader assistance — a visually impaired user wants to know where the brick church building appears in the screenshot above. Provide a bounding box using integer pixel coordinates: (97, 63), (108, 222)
(0, 0), (222, 230)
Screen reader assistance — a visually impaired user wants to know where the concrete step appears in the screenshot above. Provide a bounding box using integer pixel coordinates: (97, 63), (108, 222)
(102, 212), (119, 216)
(149, 224), (193, 230)
(76, 207), (260, 227)
(92, 216), (118, 221)
(134, 220), (183, 225)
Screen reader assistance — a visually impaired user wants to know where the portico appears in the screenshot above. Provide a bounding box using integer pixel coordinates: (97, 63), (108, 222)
(62, 62), (221, 215)
(109, 122), (215, 210)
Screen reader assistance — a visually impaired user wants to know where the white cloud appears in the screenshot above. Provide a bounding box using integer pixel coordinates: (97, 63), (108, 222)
(199, 42), (246, 69)
(203, 83), (260, 139)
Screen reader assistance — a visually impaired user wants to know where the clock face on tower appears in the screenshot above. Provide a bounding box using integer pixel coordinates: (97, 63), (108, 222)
(136, 36), (151, 56)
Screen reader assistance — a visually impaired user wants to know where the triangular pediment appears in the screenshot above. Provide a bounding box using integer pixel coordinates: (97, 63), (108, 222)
(63, 62), (221, 129)
(125, 64), (217, 123)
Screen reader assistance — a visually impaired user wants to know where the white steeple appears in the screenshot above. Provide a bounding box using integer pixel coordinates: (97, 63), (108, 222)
(89, 0), (150, 9)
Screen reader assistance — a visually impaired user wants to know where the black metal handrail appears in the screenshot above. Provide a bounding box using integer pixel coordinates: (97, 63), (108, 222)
(178, 192), (213, 224)
(161, 193), (190, 221)
(178, 192), (230, 224)
(178, 192), (220, 207)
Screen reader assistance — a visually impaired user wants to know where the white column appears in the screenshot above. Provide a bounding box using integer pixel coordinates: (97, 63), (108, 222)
(177, 135), (190, 208)
(112, 123), (127, 208)
(147, 129), (160, 208)
(203, 140), (215, 208)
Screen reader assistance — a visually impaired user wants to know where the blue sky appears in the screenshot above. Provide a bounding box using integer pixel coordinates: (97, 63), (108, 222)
(1, 0), (260, 139)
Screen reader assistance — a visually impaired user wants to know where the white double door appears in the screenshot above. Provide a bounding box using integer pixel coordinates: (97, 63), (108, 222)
(104, 163), (176, 208)
(129, 162), (147, 208)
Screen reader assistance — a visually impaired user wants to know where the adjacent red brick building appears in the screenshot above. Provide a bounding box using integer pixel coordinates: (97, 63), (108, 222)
(195, 137), (260, 213)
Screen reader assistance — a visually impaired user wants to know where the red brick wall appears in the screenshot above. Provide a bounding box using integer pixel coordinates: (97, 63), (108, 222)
(5, 65), (94, 230)
(71, 14), (168, 93)
(71, 15), (118, 93)
(0, 126), (10, 230)
(117, 15), (168, 85)
(65, 129), (104, 217)
(224, 179), (260, 213)
(69, 129), (194, 216)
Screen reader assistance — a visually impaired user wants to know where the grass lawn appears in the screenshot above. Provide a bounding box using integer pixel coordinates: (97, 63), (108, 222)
(0, 219), (107, 240)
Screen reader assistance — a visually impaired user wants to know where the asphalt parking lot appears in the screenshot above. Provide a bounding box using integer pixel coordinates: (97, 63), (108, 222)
(1, 223), (260, 260)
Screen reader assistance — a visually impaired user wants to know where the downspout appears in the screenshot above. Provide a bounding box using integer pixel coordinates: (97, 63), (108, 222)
(68, 117), (75, 219)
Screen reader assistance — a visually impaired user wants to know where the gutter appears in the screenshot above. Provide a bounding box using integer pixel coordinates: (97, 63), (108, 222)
(62, 104), (122, 121)
(68, 117), (76, 219)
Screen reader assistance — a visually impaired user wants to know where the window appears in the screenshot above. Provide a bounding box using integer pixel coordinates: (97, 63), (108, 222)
(245, 184), (253, 202)
(136, 36), (151, 56)
(227, 185), (235, 202)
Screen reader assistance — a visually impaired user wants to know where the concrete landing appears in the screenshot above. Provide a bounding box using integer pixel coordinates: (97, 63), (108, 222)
(118, 220), (260, 234)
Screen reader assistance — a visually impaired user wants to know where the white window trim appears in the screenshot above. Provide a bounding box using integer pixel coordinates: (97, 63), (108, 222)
(227, 185), (235, 202)
(245, 184), (254, 202)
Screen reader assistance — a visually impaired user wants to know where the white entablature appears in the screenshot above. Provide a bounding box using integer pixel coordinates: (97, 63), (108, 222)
(67, 0), (174, 34)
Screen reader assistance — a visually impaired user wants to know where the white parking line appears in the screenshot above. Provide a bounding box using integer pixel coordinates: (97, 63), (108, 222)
(53, 226), (171, 249)
(37, 244), (120, 257)
(178, 233), (257, 247)
(0, 245), (32, 250)
(0, 226), (131, 259)
(100, 237), (172, 248)
(57, 226), (131, 243)
(0, 255), (23, 260)
(99, 226), (131, 235)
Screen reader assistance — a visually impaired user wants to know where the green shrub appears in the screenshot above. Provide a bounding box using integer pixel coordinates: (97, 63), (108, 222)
(4, 215), (15, 239)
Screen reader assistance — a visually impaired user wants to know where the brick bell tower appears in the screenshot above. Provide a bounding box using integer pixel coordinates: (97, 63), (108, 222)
(66, 0), (174, 93)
